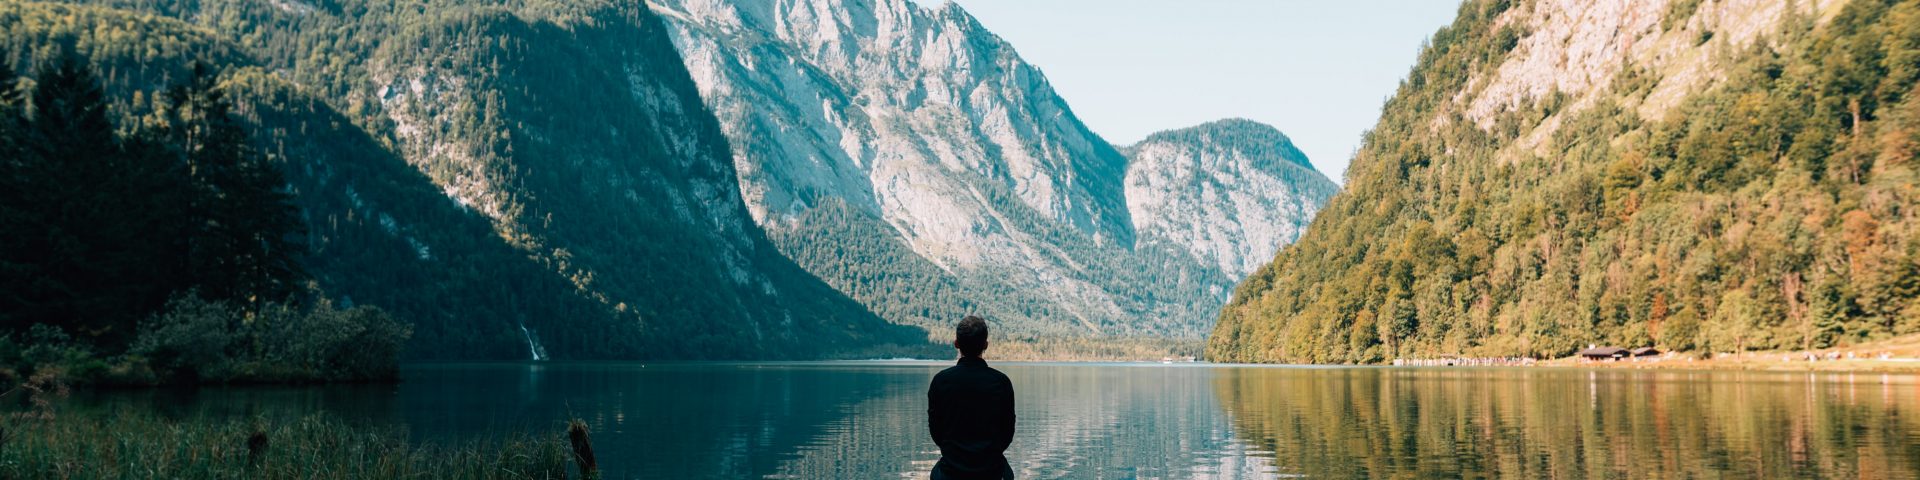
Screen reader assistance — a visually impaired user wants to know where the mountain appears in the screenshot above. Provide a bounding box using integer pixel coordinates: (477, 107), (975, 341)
(8, 0), (935, 359)
(1210, 0), (1920, 363)
(1123, 119), (1340, 278)
(12, 0), (1339, 360)
(649, 0), (1336, 354)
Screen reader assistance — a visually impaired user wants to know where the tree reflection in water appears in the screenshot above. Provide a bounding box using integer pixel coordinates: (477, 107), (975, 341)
(1214, 367), (1920, 479)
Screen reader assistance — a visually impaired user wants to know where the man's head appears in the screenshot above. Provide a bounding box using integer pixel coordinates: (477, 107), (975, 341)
(954, 315), (989, 357)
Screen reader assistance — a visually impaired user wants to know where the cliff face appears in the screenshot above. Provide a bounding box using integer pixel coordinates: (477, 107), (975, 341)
(651, 0), (1338, 345)
(650, 0), (1133, 250)
(650, 0), (1141, 339)
(1211, 0), (1920, 364)
(1123, 119), (1339, 278)
(30, 0), (933, 359)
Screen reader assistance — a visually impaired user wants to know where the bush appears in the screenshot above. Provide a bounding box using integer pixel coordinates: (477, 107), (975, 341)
(133, 298), (242, 382)
(133, 295), (412, 384)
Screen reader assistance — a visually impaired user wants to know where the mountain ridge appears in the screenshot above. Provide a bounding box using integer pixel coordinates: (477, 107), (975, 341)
(1128, 118), (1319, 172)
(10, 0), (938, 359)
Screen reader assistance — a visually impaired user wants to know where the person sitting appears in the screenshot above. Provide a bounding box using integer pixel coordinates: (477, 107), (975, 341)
(927, 315), (1015, 480)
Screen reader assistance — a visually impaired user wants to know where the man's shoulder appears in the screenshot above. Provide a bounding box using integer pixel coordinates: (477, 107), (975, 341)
(931, 364), (960, 380)
(980, 364), (1010, 381)
(986, 366), (1012, 389)
(930, 363), (968, 384)
(930, 359), (1002, 381)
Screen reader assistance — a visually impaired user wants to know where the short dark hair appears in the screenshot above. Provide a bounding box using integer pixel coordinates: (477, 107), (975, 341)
(955, 315), (989, 356)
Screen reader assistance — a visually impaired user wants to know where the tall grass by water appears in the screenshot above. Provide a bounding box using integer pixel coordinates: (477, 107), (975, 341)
(0, 409), (574, 479)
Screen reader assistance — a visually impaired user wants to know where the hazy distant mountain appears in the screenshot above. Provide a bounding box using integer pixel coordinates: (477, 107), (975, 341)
(1211, 0), (1920, 363)
(1123, 119), (1339, 278)
(651, 0), (1337, 351)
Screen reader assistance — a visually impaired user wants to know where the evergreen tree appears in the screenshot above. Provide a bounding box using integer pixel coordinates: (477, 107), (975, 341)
(155, 63), (306, 306)
(0, 53), (19, 106)
(0, 51), (23, 328)
(2, 55), (183, 347)
(0, 50), (21, 179)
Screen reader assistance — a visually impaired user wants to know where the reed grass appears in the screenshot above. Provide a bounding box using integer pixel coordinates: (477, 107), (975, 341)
(0, 410), (571, 479)
(566, 419), (598, 480)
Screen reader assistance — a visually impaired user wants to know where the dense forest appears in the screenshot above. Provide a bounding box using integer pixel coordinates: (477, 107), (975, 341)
(0, 49), (410, 383)
(1211, 0), (1920, 363)
(0, 0), (938, 360)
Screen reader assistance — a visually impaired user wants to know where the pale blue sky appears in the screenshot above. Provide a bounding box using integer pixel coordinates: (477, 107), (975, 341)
(947, 0), (1463, 182)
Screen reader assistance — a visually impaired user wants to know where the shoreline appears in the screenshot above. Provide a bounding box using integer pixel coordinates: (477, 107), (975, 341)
(399, 357), (1920, 374)
(1531, 355), (1920, 373)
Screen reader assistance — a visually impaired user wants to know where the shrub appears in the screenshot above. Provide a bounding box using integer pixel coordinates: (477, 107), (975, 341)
(133, 295), (412, 384)
(133, 297), (242, 382)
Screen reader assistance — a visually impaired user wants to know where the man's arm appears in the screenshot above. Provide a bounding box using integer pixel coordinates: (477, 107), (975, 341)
(928, 382), (951, 450)
(993, 379), (1015, 452)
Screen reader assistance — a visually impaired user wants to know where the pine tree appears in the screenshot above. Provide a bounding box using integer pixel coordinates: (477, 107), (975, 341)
(0, 54), (19, 106)
(156, 63), (307, 307)
(10, 56), (144, 342)
(0, 51), (24, 329)
(0, 49), (21, 175)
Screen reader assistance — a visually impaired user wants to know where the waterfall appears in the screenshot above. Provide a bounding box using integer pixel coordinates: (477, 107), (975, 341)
(519, 324), (546, 361)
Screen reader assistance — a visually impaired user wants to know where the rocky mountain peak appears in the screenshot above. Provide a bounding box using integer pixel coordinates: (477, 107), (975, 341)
(1123, 118), (1338, 278)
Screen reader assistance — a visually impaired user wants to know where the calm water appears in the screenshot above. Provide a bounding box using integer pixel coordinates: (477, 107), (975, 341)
(81, 362), (1920, 479)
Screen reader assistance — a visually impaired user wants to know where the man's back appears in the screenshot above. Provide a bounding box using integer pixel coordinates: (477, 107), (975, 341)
(927, 356), (1015, 480)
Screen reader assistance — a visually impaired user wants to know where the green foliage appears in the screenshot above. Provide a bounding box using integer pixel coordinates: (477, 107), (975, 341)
(0, 54), (189, 348)
(0, 45), (308, 343)
(134, 295), (412, 383)
(0, 296), (410, 386)
(1663, 0), (1704, 32)
(1211, 0), (1920, 363)
(152, 64), (307, 306)
(0, 9), (419, 383)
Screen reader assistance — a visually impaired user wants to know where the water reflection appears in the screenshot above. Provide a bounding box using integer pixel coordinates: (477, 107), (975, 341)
(1214, 367), (1920, 479)
(398, 363), (922, 478)
(68, 363), (1920, 479)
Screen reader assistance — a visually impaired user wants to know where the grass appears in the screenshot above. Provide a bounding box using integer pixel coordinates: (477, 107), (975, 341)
(0, 408), (573, 479)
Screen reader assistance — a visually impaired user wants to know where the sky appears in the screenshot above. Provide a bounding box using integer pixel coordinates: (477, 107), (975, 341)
(947, 0), (1463, 182)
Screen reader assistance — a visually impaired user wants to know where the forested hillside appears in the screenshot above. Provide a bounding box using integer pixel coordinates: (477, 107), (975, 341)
(1211, 0), (1920, 363)
(0, 14), (423, 384)
(3, 0), (935, 359)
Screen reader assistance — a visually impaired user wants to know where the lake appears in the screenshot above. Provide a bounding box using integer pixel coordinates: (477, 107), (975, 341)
(76, 361), (1920, 479)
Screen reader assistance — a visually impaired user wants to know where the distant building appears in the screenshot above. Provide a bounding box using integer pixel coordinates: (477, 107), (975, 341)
(1631, 347), (1661, 357)
(1578, 346), (1629, 361)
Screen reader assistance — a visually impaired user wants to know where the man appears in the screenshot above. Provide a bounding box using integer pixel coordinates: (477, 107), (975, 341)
(927, 315), (1016, 480)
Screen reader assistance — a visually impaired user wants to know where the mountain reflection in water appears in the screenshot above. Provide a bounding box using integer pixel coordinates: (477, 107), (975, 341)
(69, 362), (1920, 479)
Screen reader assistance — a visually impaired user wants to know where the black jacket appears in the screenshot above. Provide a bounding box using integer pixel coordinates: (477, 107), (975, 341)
(927, 356), (1016, 480)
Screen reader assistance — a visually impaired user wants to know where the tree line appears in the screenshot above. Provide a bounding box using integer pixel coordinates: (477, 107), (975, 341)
(0, 51), (408, 384)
